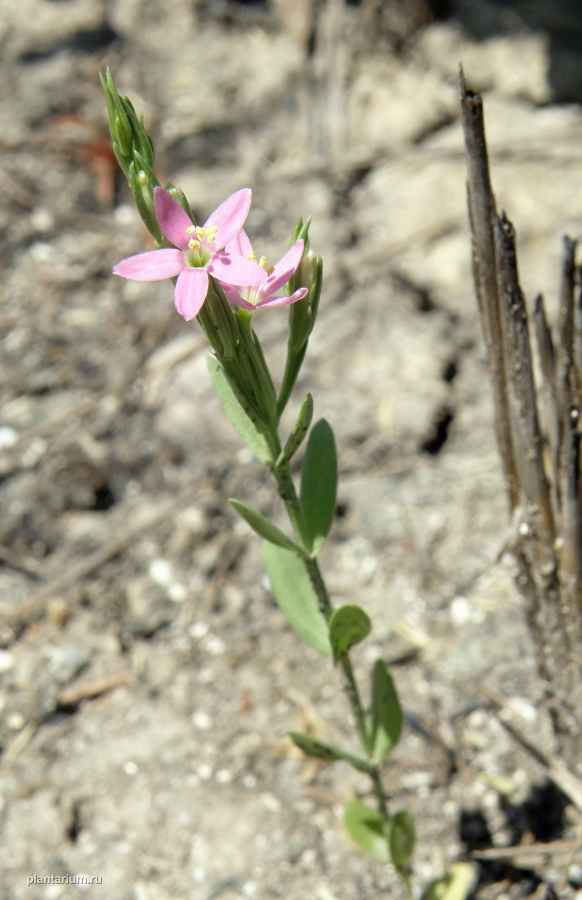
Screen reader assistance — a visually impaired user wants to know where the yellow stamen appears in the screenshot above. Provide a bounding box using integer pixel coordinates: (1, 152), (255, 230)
(186, 225), (196, 234)
(188, 238), (200, 250)
(267, 265), (275, 276)
(259, 255), (267, 270)
(247, 250), (257, 262)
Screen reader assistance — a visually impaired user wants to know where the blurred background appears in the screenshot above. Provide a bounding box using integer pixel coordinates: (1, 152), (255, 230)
(1, 2), (582, 898)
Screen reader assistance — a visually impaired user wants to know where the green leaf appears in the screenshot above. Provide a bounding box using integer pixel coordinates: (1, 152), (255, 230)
(262, 543), (331, 656)
(206, 357), (273, 464)
(343, 799), (390, 862)
(229, 500), (302, 554)
(423, 864), (475, 900)
(390, 810), (415, 869)
(300, 418), (337, 555)
(288, 732), (374, 775)
(328, 605), (372, 665)
(276, 393), (313, 467)
(369, 659), (403, 763)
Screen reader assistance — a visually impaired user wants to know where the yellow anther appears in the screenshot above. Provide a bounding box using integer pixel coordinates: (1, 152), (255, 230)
(267, 265), (275, 276)
(188, 238), (200, 250)
(247, 250), (257, 262)
(259, 255), (267, 270)
(186, 225), (196, 234)
(207, 225), (217, 234)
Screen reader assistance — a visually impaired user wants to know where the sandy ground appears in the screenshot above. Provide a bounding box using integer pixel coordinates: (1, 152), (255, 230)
(1, 2), (582, 898)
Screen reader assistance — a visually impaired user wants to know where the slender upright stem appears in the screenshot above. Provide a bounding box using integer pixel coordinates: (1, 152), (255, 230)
(270, 457), (390, 823)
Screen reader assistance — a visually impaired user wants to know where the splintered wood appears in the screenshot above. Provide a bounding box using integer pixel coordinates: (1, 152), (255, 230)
(460, 68), (582, 765)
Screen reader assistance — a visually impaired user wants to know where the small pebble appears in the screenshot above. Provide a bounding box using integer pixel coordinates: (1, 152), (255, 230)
(205, 635), (225, 656)
(168, 582), (187, 602)
(192, 711), (212, 730)
(148, 559), (173, 587)
(0, 650), (15, 673)
(47, 598), (69, 628)
(450, 596), (471, 625)
(189, 621), (209, 639)
(0, 426), (17, 449)
(7, 712), (25, 730)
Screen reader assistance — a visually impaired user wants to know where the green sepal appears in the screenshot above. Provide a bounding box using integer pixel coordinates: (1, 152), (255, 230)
(229, 500), (302, 554)
(165, 182), (196, 224)
(328, 605), (371, 665)
(369, 659), (403, 763)
(289, 215), (312, 254)
(300, 418), (337, 555)
(262, 543), (331, 656)
(389, 810), (415, 870)
(288, 732), (374, 775)
(276, 393), (313, 467)
(206, 357), (273, 465)
(343, 799), (390, 862)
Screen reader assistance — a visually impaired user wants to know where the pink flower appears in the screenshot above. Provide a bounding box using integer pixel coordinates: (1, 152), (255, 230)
(113, 187), (268, 320)
(219, 230), (308, 310)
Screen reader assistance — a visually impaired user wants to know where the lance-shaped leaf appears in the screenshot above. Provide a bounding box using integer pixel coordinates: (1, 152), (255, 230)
(276, 393), (313, 467)
(288, 732), (374, 775)
(229, 500), (302, 554)
(300, 418), (337, 555)
(207, 357), (273, 464)
(328, 605), (372, 665)
(369, 659), (403, 763)
(389, 810), (415, 869)
(263, 543), (331, 655)
(343, 799), (390, 862)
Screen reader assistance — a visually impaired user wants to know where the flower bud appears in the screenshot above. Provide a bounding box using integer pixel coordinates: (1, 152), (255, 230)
(128, 160), (163, 244)
(289, 251), (322, 353)
(100, 68), (158, 210)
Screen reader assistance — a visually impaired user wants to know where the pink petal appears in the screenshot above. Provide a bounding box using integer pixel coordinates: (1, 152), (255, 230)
(113, 249), (185, 281)
(224, 228), (253, 258)
(207, 253), (267, 286)
(257, 287), (308, 308)
(220, 284), (256, 310)
(174, 268), (209, 320)
(154, 188), (193, 251)
(260, 240), (304, 296)
(205, 188), (252, 250)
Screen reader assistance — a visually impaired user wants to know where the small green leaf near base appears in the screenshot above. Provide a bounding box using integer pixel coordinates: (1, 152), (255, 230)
(343, 799), (390, 862)
(289, 732), (374, 774)
(329, 605), (371, 664)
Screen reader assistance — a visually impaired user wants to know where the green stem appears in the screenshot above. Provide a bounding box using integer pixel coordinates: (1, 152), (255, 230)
(370, 765), (390, 823)
(277, 341), (307, 418)
(272, 458), (309, 552)
(340, 653), (371, 758)
(269, 412), (396, 878)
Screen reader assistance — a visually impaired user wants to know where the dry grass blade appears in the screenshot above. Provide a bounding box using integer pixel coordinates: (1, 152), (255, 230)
(495, 212), (554, 544)
(459, 67), (519, 509)
(461, 72), (582, 765)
